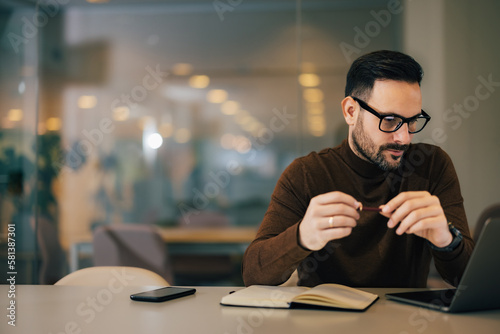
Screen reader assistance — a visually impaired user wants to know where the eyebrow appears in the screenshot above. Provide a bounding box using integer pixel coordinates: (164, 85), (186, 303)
(380, 112), (423, 120)
(371, 106), (423, 119)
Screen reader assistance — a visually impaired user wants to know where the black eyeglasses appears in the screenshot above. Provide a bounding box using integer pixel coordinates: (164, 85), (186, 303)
(351, 96), (431, 134)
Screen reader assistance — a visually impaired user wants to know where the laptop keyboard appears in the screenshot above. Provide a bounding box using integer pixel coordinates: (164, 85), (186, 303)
(395, 289), (457, 307)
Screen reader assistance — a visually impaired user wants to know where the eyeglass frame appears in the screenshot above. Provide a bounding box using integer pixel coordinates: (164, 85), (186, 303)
(351, 96), (431, 134)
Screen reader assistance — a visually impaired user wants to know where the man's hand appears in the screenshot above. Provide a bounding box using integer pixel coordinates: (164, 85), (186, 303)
(380, 191), (453, 248)
(299, 191), (360, 251)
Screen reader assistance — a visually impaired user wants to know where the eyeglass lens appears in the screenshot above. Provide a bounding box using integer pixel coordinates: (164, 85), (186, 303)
(380, 116), (426, 133)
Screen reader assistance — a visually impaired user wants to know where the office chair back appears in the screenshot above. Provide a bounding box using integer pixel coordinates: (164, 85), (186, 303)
(55, 266), (169, 286)
(474, 203), (500, 242)
(93, 224), (174, 284)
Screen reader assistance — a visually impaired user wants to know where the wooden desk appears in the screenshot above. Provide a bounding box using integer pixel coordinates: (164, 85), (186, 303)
(158, 226), (257, 243)
(2, 285), (499, 334)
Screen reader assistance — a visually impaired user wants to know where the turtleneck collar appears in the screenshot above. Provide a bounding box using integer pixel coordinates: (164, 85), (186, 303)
(338, 139), (390, 179)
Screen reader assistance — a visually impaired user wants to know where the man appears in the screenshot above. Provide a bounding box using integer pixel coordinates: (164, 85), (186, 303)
(242, 50), (474, 288)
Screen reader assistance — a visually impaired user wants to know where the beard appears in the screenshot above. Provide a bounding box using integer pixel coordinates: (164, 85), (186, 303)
(351, 115), (409, 171)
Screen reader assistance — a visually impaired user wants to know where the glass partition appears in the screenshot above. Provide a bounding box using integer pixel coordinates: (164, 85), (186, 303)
(0, 0), (401, 285)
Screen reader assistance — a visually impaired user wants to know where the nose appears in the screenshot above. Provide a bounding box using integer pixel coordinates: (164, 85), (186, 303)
(392, 123), (412, 144)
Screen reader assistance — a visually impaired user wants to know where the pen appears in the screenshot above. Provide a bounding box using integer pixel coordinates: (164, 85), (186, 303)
(357, 203), (382, 212)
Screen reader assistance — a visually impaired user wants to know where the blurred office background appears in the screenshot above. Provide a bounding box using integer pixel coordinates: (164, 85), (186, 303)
(0, 0), (499, 285)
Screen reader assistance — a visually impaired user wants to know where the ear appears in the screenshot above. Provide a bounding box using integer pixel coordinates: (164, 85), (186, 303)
(341, 96), (358, 126)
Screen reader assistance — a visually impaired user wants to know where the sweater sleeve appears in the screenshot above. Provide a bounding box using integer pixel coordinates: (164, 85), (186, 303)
(242, 159), (312, 286)
(427, 147), (474, 286)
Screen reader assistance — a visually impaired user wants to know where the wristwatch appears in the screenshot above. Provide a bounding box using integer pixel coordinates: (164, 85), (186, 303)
(428, 222), (463, 252)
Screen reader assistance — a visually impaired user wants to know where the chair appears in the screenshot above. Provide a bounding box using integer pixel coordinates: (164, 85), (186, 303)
(55, 266), (169, 286)
(92, 224), (174, 284)
(473, 203), (500, 242)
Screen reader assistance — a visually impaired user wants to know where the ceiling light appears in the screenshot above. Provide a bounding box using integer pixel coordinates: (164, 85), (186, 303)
(299, 73), (321, 87)
(189, 75), (210, 89)
(77, 95), (97, 109)
(206, 89), (228, 103)
(172, 63), (193, 76)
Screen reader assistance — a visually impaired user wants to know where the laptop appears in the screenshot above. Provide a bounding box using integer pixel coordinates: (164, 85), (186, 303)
(386, 217), (500, 312)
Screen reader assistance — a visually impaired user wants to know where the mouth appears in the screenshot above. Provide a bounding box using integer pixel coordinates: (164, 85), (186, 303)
(387, 149), (404, 157)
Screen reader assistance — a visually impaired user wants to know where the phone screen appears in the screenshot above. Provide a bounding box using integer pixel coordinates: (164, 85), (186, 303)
(130, 287), (196, 302)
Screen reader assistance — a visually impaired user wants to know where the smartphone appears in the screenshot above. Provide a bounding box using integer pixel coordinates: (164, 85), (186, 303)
(130, 287), (196, 302)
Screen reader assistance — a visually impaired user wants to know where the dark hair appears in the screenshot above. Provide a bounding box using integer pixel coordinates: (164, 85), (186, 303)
(344, 50), (423, 99)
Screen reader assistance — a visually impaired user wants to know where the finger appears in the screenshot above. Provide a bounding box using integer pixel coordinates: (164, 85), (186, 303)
(321, 226), (353, 241)
(318, 203), (360, 221)
(314, 191), (361, 209)
(378, 205), (391, 218)
(398, 216), (452, 248)
(323, 215), (357, 230)
(405, 217), (438, 235)
(386, 195), (438, 228)
(395, 204), (443, 235)
(382, 191), (430, 215)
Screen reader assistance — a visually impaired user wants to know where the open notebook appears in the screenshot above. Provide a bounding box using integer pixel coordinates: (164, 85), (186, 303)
(386, 217), (500, 312)
(221, 284), (378, 311)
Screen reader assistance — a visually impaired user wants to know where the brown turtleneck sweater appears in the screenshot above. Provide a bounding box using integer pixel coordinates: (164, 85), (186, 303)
(242, 140), (474, 288)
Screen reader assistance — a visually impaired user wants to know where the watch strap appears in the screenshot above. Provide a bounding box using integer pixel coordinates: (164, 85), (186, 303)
(428, 222), (463, 252)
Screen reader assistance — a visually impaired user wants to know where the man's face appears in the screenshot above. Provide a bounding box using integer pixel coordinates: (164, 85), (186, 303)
(350, 80), (422, 171)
